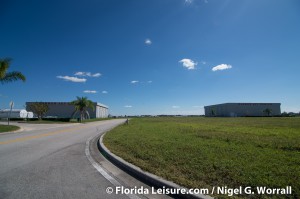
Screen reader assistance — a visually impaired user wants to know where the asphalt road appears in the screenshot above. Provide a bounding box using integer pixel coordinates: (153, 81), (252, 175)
(0, 120), (158, 199)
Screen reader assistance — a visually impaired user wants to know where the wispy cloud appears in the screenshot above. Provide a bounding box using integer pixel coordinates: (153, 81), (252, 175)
(185, 0), (194, 4)
(91, 73), (101, 77)
(193, 105), (203, 108)
(145, 39), (152, 45)
(185, 0), (208, 4)
(212, 64), (232, 71)
(124, 105), (132, 108)
(131, 80), (139, 84)
(57, 76), (86, 83)
(102, 91), (108, 94)
(75, 72), (101, 77)
(83, 90), (98, 94)
(147, 80), (152, 83)
(0, 94), (8, 98)
(172, 106), (180, 109)
(179, 59), (197, 70)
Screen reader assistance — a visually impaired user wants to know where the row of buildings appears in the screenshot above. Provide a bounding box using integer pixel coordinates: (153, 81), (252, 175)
(25, 102), (109, 119)
(0, 101), (109, 119)
(1, 102), (281, 119)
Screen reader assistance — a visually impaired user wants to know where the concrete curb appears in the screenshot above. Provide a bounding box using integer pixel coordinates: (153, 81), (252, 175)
(11, 127), (24, 133)
(98, 133), (214, 199)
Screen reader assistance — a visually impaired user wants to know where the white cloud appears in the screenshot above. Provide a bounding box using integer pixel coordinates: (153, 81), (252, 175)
(74, 72), (86, 76)
(124, 105), (132, 108)
(102, 91), (108, 94)
(57, 76), (86, 83)
(92, 73), (101, 77)
(179, 59), (197, 70)
(131, 80), (139, 84)
(212, 64), (232, 71)
(185, 0), (194, 4)
(75, 72), (101, 77)
(172, 106), (180, 109)
(83, 90), (98, 94)
(147, 80), (152, 83)
(145, 39), (152, 45)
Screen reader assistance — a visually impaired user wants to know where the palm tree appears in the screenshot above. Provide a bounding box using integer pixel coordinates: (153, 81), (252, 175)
(263, 108), (272, 116)
(71, 96), (95, 122)
(211, 108), (216, 117)
(0, 58), (26, 84)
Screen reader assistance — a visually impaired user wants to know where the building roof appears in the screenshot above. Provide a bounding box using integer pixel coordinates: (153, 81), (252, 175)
(204, 103), (281, 108)
(26, 101), (108, 108)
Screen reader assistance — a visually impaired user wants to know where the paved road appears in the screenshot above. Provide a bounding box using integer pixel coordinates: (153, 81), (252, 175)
(0, 120), (143, 199)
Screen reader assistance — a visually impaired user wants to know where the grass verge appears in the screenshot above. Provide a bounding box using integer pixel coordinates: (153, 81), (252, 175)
(104, 117), (300, 198)
(0, 124), (20, 133)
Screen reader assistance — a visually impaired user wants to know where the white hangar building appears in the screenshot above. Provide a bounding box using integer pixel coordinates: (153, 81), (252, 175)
(204, 103), (281, 117)
(26, 102), (109, 119)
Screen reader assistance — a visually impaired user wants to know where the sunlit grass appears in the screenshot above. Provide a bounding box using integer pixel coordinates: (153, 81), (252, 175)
(104, 117), (300, 198)
(0, 124), (20, 133)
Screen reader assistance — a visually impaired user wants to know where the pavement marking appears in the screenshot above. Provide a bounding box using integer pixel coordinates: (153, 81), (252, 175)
(0, 125), (87, 145)
(85, 135), (141, 199)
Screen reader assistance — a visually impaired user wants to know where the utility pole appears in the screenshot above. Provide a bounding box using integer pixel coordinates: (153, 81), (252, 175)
(8, 101), (14, 125)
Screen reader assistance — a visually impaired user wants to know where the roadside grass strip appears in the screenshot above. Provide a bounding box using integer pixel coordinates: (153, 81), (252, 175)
(0, 124), (20, 133)
(103, 117), (300, 198)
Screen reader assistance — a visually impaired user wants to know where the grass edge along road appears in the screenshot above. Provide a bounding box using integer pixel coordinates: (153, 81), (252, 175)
(103, 117), (300, 199)
(0, 124), (19, 133)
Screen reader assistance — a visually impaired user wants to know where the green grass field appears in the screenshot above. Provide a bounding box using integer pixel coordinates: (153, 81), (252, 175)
(104, 117), (300, 198)
(0, 124), (20, 133)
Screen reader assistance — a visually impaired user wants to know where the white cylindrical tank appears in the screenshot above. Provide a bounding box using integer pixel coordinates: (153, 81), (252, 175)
(27, 112), (34, 118)
(19, 110), (27, 118)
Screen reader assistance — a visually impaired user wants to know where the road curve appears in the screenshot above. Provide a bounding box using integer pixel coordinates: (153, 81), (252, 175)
(0, 119), (130, 199)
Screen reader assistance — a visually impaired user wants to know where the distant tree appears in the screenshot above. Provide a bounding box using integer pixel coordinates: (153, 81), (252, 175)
(211, 109), (216, 117)
(71, 96), (94, 122)
(288, 112), (296, 117)
(263, 108), (272, 116)
(27, 102), (49, 120)
(0, 58), (26, 84)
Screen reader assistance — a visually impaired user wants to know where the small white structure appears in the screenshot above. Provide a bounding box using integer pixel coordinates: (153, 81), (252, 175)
(0, 109), (33, 119)
(27, 112), (34, 118)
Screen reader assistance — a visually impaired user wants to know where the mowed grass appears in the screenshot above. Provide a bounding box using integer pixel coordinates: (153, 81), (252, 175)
(0, 124), (20, 133)
(104, 117), (300, 198)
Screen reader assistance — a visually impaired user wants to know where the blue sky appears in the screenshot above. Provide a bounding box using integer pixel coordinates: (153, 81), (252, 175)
(1, 0), (299, 116)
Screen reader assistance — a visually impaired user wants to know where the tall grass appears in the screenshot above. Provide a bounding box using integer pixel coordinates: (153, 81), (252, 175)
(104, 117), (300, 198)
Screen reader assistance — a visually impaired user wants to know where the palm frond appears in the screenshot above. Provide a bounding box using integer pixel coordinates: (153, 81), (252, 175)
(0, 58), (11, 78)
(0, 71), (26, 83)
